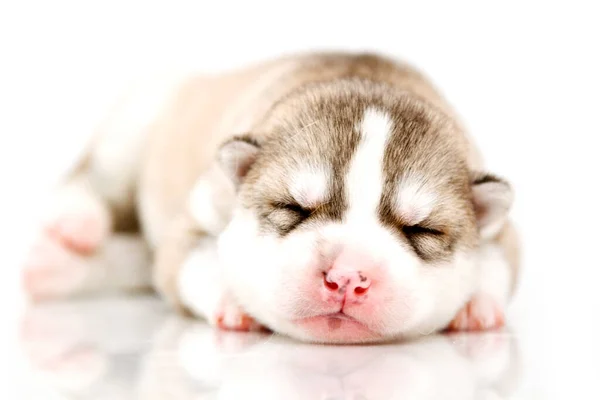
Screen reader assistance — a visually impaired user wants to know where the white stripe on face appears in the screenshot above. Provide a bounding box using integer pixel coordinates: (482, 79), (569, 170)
(288, 165), (331, 208)
(345, 107), (393, 223)
(396, 175), (437, 225)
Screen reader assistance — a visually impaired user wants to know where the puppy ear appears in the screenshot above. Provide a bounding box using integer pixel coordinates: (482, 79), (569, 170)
(217, 134), (262, 187)
(470, 172), (514, 240)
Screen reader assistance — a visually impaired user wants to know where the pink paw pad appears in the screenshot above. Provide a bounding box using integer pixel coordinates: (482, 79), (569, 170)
(448, 294), (505, 332)
(213, 302), (263, 332)
(216, 313), (256, 331)
(45, 209), (108, 255)
(21, 206), (107, 301)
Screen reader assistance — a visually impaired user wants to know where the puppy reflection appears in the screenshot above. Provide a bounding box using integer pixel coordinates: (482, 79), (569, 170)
(19, 297), (521, 399)
(19, 296), (168, 399)
(141, 319), (522, 399)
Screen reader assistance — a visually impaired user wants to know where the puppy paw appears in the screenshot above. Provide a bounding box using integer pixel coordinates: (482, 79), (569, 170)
(22, 194), (108, 301)
(177, 246), (265, 332)
(43, 193), (110, 255)
(213, 297), (263, 332)
(22, 234), (92, 302)
(448, 293), (505, 332)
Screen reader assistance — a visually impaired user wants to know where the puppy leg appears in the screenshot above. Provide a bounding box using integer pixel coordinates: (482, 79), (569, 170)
(23, 122), (146, 300)
(448, 222), (520, 331)
(178, 239), (263, 331)
(23, 233), (152, 301)
(23, 173), (109, 301)
(22, 157), (143, 301)
(152, 214), (263, 331)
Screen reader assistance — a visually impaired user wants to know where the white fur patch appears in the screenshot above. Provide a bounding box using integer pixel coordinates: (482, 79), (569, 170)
(288, 166), (330, 208)
(178, 243), (222, 320)
(477, 244), (511, 306)
(188, 165), (236, 236)
(345, 108), (393, 223)
(396, 176), (437, 225)
(188, 179), (221, 234)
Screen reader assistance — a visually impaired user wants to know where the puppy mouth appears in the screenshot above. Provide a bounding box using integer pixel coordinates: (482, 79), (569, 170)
(319, 312), (361, 330)
(295, 311), (359, 323)
(320, 312), (358, 321)
(293, 312), (383, 343)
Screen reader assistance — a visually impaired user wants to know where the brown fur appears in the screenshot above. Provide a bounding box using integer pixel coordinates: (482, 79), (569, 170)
(238, 79), (477, 264)
(64, 51), (518, 310)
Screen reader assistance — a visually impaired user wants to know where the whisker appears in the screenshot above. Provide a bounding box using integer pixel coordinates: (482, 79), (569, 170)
(283, 120), (320, 141)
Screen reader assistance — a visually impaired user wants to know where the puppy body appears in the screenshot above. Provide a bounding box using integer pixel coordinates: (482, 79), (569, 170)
(25, 52), (520, 343)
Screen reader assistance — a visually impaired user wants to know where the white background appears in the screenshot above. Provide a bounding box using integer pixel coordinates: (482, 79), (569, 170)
(1, 0), (599, 397)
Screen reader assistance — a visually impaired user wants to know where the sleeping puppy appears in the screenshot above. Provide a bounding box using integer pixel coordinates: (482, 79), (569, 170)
(22, 52), (520, 344)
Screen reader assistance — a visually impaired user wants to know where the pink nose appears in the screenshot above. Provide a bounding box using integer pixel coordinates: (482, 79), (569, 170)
(322, 249), (374, 297)
(323, 270), (371, 296)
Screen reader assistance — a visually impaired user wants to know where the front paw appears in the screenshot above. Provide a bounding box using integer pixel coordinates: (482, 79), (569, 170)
(448, 293), (505, 332)
(212, 297), (264, 332)
(177, 250), (264, 332)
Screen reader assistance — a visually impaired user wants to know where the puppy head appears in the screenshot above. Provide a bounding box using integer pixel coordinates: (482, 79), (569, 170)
(216, 80), (513, 343)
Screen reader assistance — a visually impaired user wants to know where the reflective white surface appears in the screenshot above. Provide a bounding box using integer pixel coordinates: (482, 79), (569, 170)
(12, 295), (538, 399)
(3, 2), (600, 399)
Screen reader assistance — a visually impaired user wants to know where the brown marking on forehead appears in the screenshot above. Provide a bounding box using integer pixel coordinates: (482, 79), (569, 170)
(241, 80), (371, 234)
(239, 79), (478, 252)
(378, 98), (478, 261)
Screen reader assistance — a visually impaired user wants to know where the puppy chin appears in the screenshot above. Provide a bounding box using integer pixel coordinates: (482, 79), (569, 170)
(267, 309), (432, 344)
(292, 317), (387, 344)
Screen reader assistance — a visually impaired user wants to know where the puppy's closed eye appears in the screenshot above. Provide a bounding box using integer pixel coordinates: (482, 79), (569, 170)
(273, 202), (313, 220)
(264, 201), (313, 235)
(402, 224), (444, 237)
(401, 224), (453, 261)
